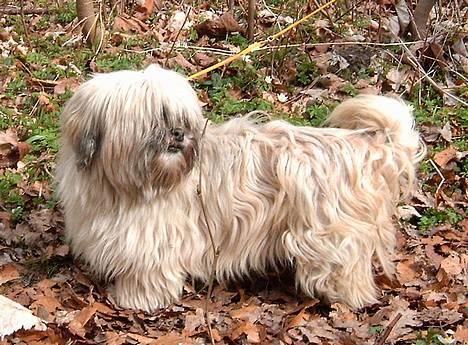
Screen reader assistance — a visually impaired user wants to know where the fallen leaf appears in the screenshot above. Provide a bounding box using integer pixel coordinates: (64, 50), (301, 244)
(166, 53), (197, 72)
(195, 12), (244, 39)
(439, 122), (452, 142)
(0, 264), (20, 286)
(229, 305), (262, 323)
(0, 295), (47, 340)
(37, 92), (56, 112)
(396, 259), (419, 284)
(231, 321), (262, 343)
(298, 317), (337, 344)
(68, 305), (97, 338)
(113, 15), (148, 33)
(424, 244), (444, 268)
(53, 78), (81, 95)
(0, 130), (32, 168)
(30, 296), (62, 319)
(134, 0), (154, 19)
(193, 52), (216, 68)
(434, 147), (458, 169)
(454, 325), (468, 342)
(183, 308), (205, 336)
(286, 309), (310, 329)
(153, 332), (191, 344)
(127, 333), (156, 344)
(440, 254), (463, 276)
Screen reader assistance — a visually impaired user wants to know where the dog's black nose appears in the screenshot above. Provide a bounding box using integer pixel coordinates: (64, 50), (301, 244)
(172, 128), (184, 142)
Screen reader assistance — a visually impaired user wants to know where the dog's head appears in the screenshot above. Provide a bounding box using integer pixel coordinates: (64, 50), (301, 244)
(61, 65), (204, 197)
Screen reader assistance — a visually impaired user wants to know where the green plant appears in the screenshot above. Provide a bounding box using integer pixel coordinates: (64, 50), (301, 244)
(342, 83), (358, 97)
(418, 207), (463, 231)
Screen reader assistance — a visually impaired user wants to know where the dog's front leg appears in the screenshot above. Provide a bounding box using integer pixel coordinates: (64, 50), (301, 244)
(113, 268), (185, 312)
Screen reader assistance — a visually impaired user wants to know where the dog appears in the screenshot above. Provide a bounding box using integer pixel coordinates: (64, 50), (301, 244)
(56, 65), (424, 312)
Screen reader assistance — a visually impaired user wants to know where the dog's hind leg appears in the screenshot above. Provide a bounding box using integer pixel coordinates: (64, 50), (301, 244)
(283, 225), (380, 309)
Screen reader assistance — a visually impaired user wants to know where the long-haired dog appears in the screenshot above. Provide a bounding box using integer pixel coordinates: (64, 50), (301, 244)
(56, 65), (424, 312)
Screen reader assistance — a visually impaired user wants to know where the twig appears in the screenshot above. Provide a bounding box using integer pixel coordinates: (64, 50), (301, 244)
(197, 119), (219, 345)
(164, 4), (192, 67)
(374, 312), (402, 345)
(92, 0), (105, 58)
(0, 7), (49, 15)
(247, 0), (256, 41)
(256, 40), (426, 51)
(398, 38), (468, 107)
(312, 0), (334, 26)
(429, 159), (445, 195)
(18, 0), (31, 48)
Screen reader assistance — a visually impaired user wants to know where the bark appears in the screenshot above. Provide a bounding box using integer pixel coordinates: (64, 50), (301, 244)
(76, 0), (101, 47)
(408, 0), (436, 39)
(247, 0), (255, 41)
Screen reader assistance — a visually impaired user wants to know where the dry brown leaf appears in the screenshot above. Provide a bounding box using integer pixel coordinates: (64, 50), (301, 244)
(182, 308), (205, 336)
(424, 244), (444, 268)
(68, 306), (97, 338)
(434, 147), (458, 169)
(440, 254), (463, 276)
(298, 317), (336, 344)
(454, 325), (468, 342)
(103, 331), (126, 345)
(0, 130), (31, 168)
(53, 78), (81, 95)
(30, 296), (62, 317)
(0, 264), (20, 286)
(229, 305), (262, 323)
(37, 92), (56, 113)
(113, 15), (149, 33)
(231, 321), (262, 343)
(286, 309), (309, 329)
(193, 52), (216, 68)
(135, 0), (154, 18)
(194, 12), (244, 39)
(396, 259), (419, 284)
(329, 303), (359, 329)
(153, 332), (192, 344)
(127, 333), (156, 344)
(166, 53), (197, 72)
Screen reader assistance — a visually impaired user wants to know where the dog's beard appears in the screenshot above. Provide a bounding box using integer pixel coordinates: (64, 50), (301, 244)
(150, 136), (198, 193)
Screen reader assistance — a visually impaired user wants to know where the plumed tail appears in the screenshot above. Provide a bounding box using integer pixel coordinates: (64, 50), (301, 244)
(326, 95), (423, 154)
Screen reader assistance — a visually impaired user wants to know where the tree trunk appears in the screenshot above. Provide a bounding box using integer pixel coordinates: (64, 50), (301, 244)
(409, 0), (436, 39)
(247, 0), (255, 41)
(76, 0), (101, 47)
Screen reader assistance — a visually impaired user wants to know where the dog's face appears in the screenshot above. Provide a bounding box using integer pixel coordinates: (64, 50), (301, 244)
(61, 65), (204, 197)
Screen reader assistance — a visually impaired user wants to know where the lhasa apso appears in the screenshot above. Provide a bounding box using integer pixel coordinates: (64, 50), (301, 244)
(56, 65), (424, 312)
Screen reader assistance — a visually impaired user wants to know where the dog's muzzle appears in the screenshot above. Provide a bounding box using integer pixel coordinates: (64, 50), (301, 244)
(168, 128), (185, 152)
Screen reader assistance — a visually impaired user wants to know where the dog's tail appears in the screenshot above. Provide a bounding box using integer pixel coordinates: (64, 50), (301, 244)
(327, 95), (422, 152)
(326, 95), (425, 278)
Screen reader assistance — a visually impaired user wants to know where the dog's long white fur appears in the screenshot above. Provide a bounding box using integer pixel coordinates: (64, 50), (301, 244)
(56, 65), (424, 311)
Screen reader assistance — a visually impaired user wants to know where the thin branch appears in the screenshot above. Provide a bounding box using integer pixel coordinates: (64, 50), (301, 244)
(19, 0), (31, 48)
(247, 0), (256, 41)
(398, 38), (468, 107)
(164, 5), (192, 67)
(429, 159), (446, 195)
(375, 312), (402, 345)
(197, 119), (219, 345)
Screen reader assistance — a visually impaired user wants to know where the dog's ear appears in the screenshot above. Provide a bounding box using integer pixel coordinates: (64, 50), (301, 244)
(77, 133), (100, 169)
(75, 120), (103, 169)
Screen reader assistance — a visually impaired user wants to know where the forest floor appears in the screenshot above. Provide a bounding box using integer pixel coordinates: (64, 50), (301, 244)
(0, 0), (467, 344)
